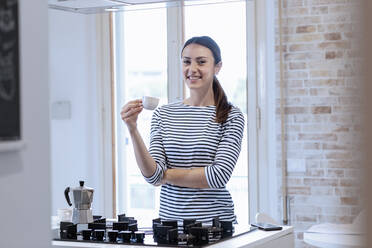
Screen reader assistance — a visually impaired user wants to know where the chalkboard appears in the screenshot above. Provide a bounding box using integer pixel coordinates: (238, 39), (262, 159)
(0, 0), (20, 141)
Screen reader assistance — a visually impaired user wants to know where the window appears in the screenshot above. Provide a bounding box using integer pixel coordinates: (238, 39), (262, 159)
(184, 0), (248, 228)
(114, 0), (250, 228)
(114, 8), (168, 227)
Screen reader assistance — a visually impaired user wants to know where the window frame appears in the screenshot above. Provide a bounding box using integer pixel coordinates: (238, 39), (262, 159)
(98, 0), (278, 223)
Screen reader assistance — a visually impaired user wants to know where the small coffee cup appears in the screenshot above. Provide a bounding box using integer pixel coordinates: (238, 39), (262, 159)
(142, 96), (159, 110)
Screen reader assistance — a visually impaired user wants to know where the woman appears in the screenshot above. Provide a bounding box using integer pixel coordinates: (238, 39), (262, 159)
(121, 36), (245, 224)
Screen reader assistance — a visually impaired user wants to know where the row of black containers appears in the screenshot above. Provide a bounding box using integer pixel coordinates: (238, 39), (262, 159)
(152, 217), (234, 246)
(59, 214), (234, 246)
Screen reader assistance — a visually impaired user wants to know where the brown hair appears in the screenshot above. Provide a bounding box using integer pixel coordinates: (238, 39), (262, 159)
(182, 36), (232, 123)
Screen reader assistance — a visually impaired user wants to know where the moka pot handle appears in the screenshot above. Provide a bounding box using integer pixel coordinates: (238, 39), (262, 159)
(64, 187), (72, 206)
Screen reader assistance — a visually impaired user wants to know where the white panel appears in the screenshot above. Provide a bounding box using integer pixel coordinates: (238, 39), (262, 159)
(49, 9), (103, 216)
(0, 0), (51, 247)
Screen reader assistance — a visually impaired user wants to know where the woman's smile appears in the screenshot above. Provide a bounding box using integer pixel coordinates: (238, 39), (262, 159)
(187, 75), (202, 83)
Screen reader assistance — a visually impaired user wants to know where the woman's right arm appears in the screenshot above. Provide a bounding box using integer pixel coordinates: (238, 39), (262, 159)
(120, 99), (157, 178)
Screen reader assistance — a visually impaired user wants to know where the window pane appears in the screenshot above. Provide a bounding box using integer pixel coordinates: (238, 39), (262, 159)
(116, 8), (167, 227)
(184, 1), (249, 228)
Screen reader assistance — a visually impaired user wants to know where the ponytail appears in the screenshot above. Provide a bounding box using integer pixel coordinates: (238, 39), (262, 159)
(213, 76), (232, 123)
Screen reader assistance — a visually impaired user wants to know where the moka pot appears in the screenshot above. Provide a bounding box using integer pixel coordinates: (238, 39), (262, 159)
(64, 181), (94, 224)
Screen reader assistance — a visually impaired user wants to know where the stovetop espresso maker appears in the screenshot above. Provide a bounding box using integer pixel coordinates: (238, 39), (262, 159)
(64, 181), (94, 224)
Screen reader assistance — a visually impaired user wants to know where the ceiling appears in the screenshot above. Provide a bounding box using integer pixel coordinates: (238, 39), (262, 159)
(48, 0), (183, 14)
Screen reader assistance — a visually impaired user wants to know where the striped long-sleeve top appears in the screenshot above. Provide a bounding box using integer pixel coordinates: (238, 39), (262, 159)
(144, 101), (245, 224)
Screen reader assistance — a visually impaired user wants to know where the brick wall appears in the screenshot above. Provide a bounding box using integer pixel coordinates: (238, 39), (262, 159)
(274, 0), (363, 247)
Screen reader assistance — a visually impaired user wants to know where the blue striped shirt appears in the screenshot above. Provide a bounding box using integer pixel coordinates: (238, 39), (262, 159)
(144, 101), (245, 223)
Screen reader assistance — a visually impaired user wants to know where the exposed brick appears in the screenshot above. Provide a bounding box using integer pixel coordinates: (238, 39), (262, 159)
(310, 0), (346, 5)
(287, 80), (304, 87)
(285, 7), (309, 16)
(340, 197), (359, 205)
(283, 0), (304, 8)
(330, 115), (353, 124)
(284, 34), (323, 43)
(302, 124), (330, 132)
(306, 169), (325, 177)
(325, 23), (353, 32)
(303, 142), (321, 149)
(309, 88), (329, 96)
(325, 51), (343, 59)
(324, 32), (342, 40)
(311, 6), (328, 14)
(284, 106), (309, 114)
(325, 151), (353, 160)
(303, 178), (338, 187)
(326, 169), (345, 177)
(332, 126), (349, 132)
(294, 115), (329, 123)
(285, 70), (308, 79)
(329, 5), (351, 13)
(298, 133), (337, 141)
(274, 0), (362, 245)
(306, 159), (321, 168)
(311, 106), (332, 114)
(311, 187), (333, 195)
(284, 52), (324, 61)
(323, 14), (350, 23)
(275, 45), (287, 53)
(344, 169), (360, 178)
(335, 187), (360, 196)
(304, 79), (344, 87)
(289, 44), (316, 52)
(338, 96), (361, 105)
(310, 70), (333, 78)
(288, 186), (311, 195)
(296, 25), (316, 33)
(347, 50), (362, 58)
(275, 26), (295, 35)
(285, 16), (322, 26)
(289, 62), (307, 70)
(288, 177), (304, 186)
(329, 87), (359, 96)
(337, 68), (356, 77)
(340, 178), (360, 187)
(318, 41), (351, 49)
(322, 143), (348, 150)
(288, 88), (308, 96)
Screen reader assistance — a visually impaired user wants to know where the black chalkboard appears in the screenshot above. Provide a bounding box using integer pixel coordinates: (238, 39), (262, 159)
(0, 0), (20, 141)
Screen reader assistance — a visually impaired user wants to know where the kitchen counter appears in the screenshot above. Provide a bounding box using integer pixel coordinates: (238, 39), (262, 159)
(52, 225), (294, 248)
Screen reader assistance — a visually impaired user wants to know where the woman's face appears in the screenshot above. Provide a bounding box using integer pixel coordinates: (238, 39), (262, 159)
(181, 43), (221, 91)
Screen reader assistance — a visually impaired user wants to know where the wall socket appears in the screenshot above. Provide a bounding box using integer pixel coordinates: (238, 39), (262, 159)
(287, 159), (306, 173)
(51, 100), (71, 120)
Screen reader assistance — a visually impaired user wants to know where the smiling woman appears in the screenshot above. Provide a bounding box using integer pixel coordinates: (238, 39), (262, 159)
(114, 0), (249, 228)
(120, 35), (245, 224)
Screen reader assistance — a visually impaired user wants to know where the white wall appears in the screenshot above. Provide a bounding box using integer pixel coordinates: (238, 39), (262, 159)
(0, 1), (51, 247)
(48, 9), (105, 216)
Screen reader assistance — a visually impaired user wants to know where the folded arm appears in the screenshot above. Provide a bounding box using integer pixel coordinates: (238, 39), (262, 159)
(162, 112), (245, 189)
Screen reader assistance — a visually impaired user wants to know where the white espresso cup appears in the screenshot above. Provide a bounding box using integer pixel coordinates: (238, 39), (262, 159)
(142, 96), (160, 110)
